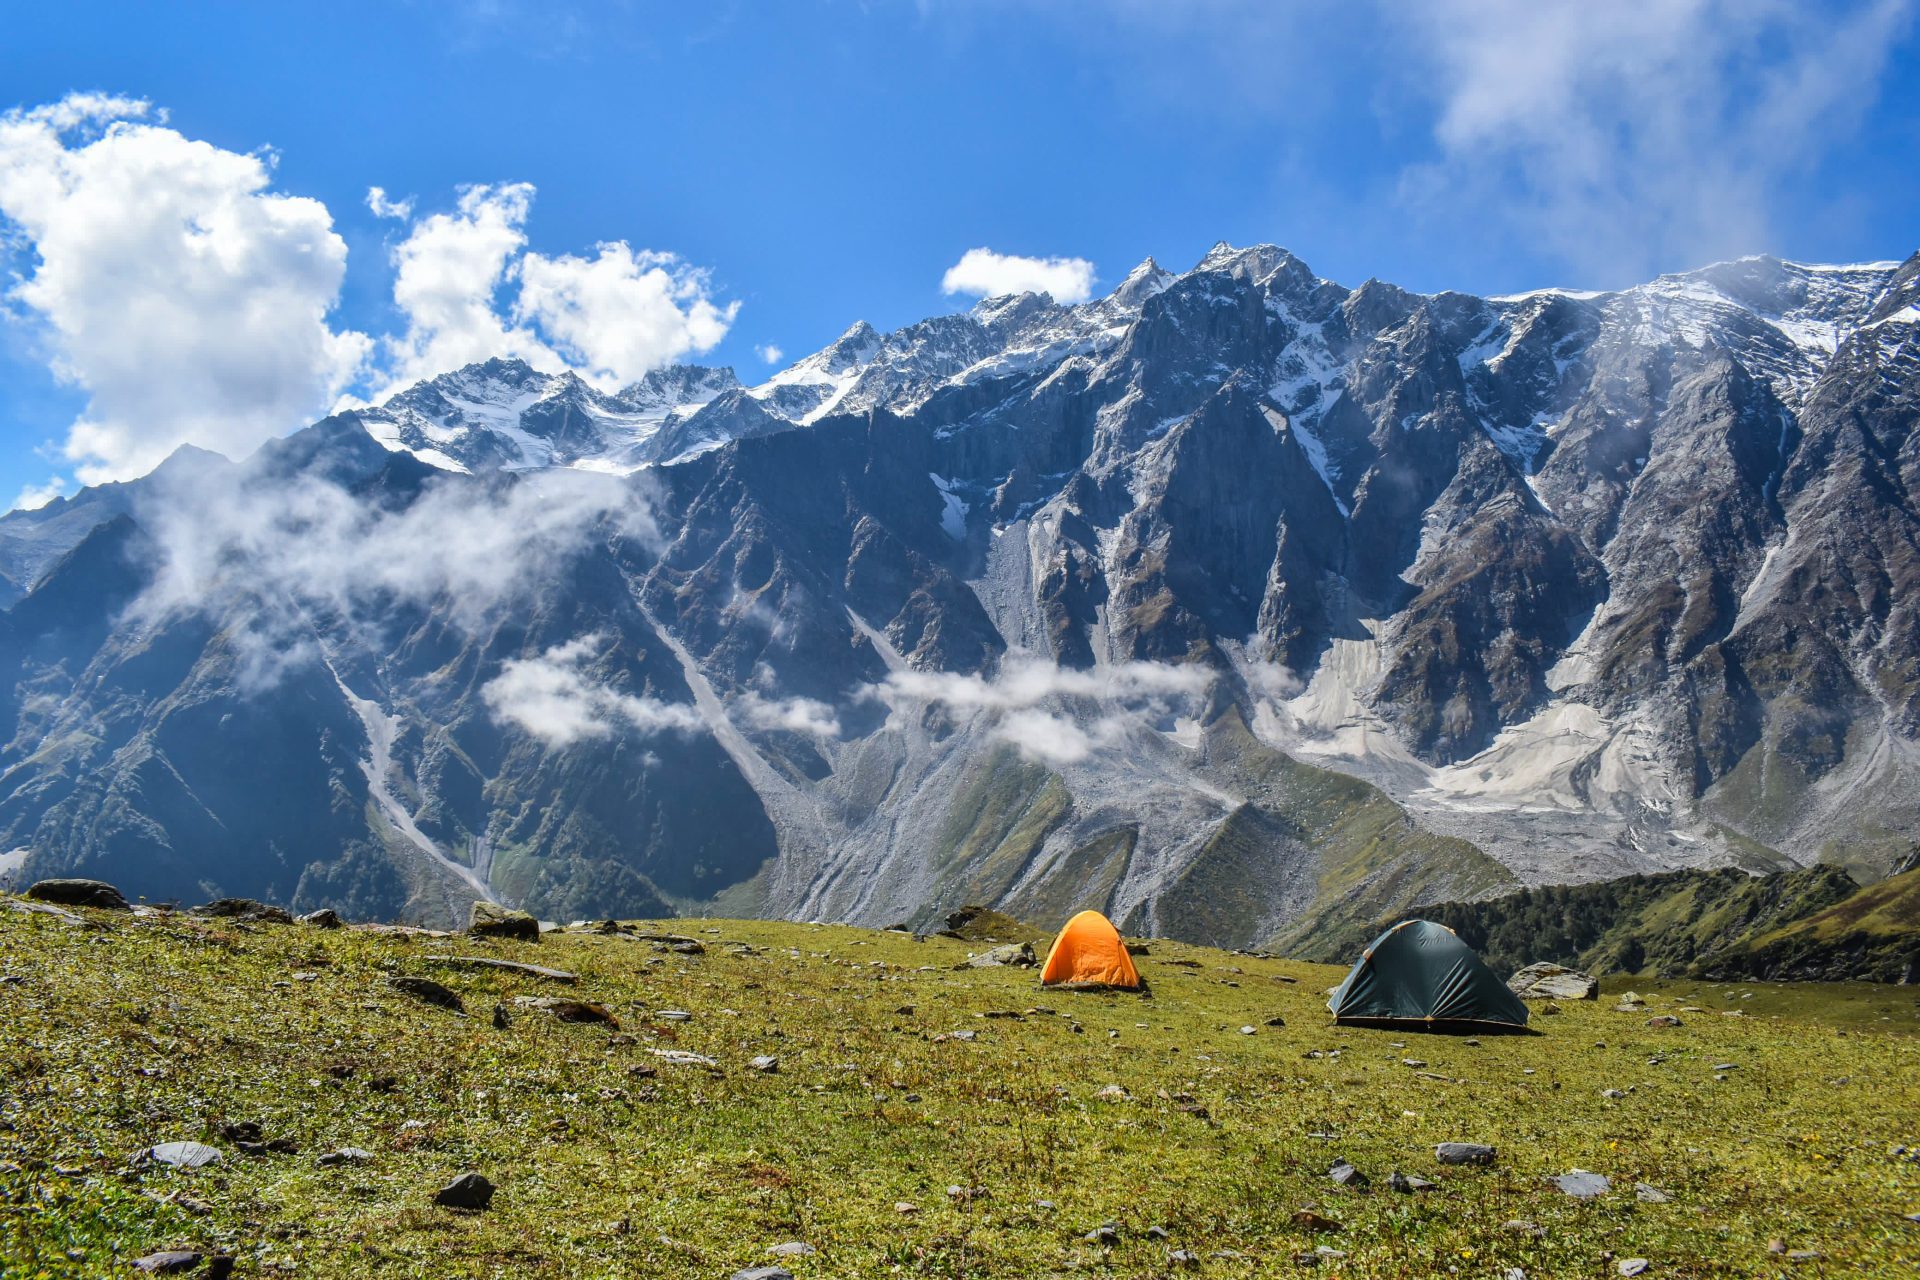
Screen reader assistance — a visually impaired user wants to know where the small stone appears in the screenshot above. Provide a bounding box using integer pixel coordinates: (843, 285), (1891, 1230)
(132, 1251), (202, 1273)
(894, 1201), (919, 1215)
(748, 1055), (779, 1073)
(25, 877), (130, 910)
(468, 900), (540, 942)
(657, 1009), (693, 1022)
(1619, 1260), (1649, 1276)
(1240, 1025), (1257, 1035)
(1084, 1224), (1120, 1245)
(1786, 1250), (1821, 1262)
(1712, 1063), (1737, 1072)
(1504, 1220), (1546, 1239)
(966, 942), (1035, 968)
(1602, 1088), (1628, 1099)
(1402, 1058), (1427, 1068)
(1169, 1249), (1200, 1267)
(1646, 1015), (1683, 1028)
(1095, 1084), (1130, 1101)
(1767, 1239), (1788, 1254)
(510, 996), (619, 1027)
(730, 1269), (795, 1280)
(1146, 1225), (1170, 1240)
(1552, 1169), (1611, 1199)
(1388, 1171), (1437, 1193)
(767, 1242), (816, 1257)
(1435, 1142), (1495, 1166)
(433, 1171), (495, 1209)
(298, 908), (342, 928)
(649, 1049), (720, 1071)
(1635, 1182), (1670, 1203)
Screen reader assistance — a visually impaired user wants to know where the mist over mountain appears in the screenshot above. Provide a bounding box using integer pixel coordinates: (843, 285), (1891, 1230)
(3, 242), (1917, 947)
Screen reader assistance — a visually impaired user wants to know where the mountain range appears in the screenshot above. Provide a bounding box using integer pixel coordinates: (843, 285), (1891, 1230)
(3, 242), (1917, 947)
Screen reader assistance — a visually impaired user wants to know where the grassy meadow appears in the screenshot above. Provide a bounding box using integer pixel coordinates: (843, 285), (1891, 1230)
(2, 899), (1918, 1277)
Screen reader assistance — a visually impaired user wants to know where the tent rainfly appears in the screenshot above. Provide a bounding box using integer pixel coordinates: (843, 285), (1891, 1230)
(1327, 919), (1529, 1033)
(1039, 910), (1142, 990)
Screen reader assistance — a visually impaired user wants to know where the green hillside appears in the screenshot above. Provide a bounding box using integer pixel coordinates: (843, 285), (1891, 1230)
(5, 892), (1920, 1277)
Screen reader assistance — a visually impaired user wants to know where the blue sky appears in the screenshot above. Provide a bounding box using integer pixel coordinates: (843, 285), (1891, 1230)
(2, 0), (1916, 508)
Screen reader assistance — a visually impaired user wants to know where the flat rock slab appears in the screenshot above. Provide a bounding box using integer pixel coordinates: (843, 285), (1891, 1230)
(428, 957), (577, 983)
(147, 1141), (222, 1169)
(132, 1251), (202, 1273)
(1553, 1170), (1612, 1199)
(25, 878), (130, 910)
(731, 1269), (795, 1280)
(649, 1049), (721, 1071)
(7, 899), (90, 927)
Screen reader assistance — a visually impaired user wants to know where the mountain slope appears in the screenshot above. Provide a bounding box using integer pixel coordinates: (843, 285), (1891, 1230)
(3, 243), (1918, 942)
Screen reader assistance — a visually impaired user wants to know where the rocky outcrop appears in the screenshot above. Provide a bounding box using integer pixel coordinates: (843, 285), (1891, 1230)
(1507, 962), (1599, 1001)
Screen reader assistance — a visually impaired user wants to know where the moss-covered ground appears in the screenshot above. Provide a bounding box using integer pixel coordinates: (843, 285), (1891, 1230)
(3, 899), (1919, 1277)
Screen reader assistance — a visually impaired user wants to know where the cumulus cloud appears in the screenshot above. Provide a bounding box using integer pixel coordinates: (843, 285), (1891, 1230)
(870, 655), (1208, 766)
(737, 690), (842, 740)
(941, 247), (1098, 304)
(0, 94), (371, 483)
(8, 476), (70, 513)
(515, 241), (737, 388)
(755, 343), (784, 365)
(482, 634), (702, 747)
(365, 185), (414, 220)
(1399, 0), (1916, 280)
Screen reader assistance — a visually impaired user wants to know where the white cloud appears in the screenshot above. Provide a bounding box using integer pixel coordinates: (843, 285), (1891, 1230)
(737, 690), (841, 739)
(378, 182), (561, 389)
(0, 94), (371, 484)
(941, 247), (1098, 304)
(755, 343), (784, 365)
(365, 185), (414, 220)
(515, 241), (737, 389)
(482, 634), (703, 748)
(8, 476), (70, 513)
(1399, 0), (1916, 280)
(870, 655), (1208, 766)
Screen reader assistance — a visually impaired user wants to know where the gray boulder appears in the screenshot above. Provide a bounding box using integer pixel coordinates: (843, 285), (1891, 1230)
(469, 900), (539, 943)
(966, 942), (1035, 968)
(1507, 962), (1599, 1001)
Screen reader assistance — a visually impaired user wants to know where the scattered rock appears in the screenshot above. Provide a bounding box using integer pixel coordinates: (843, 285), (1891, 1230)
(1552, 1169), (1611, 1199)
(965, 942), (1035, 968)
(1402, 1058), (1427, 1068)
(468, 900), (540, 943)
(1436, 1142), (1496, 1166)
(433, 1171), (495, 1209)
(649, 1049), (721, 1071)
(766, 1242), (816, 1257)
(1602, 1088), (1628, 1099)
(1389, 1171), (1437, 1193)
(298, 908), (342, 928)
(748, 1055), (779, 1073)
(145, 1142), (222, 1169)
(427, 956), (577, 983)
(25, 877), (129, 910)
(1084, 1225), (1120, 1245)
(1168, 1249), (1200, 1267)
(509, 996), (618, 1027)
(1508, 962), (1599, 1001)
(1329, 1159), (1368, 1188)
(1240, 1025), (1257, 1035)
(656, 1010), (693, 1022)
(132, 1251), (202, 1273)
(1146, 1225), (1170, 1240)
(1635, 1182), (1670, 1203)
(894, 1202), (919, 1215)
(1619, 1260), (1649, 1277)
(1786, 1250), (1822, 1262)
(1646, 1015), (1684, 1028)
(389, 976), (465, 1014)
(730, 1269), (794, 1280)
(1095, 1084), (1130, 1101)
(1265, 1015), (1287, 1027)
(1504, 1220), (1546, 1239)
(316, 1148), (374, 1167)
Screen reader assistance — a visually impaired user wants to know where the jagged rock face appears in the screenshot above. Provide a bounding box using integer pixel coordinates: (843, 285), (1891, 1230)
(1, 244), (1917, 938)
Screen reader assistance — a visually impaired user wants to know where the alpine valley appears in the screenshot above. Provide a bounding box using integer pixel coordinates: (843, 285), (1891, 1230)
(4, 243), (1919, 951)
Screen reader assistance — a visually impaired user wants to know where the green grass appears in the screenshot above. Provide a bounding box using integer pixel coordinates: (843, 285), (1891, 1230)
(4, 900), (1920, 1277)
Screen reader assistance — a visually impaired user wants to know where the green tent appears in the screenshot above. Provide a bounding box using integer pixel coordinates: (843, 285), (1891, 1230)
(1327, 919), (1530, 1033)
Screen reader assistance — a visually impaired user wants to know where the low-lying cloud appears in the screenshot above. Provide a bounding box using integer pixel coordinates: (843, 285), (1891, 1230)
(870, 655), (1209, 766)
(482, 634), (702, 747)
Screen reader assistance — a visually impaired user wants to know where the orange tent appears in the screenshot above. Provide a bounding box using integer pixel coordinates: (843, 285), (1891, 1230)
(1040, 910), (1141, 989)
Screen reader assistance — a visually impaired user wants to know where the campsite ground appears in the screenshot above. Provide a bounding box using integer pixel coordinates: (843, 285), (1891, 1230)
(2, 902), (1918, 1278)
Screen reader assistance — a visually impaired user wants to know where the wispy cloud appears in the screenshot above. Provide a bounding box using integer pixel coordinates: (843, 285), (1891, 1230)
(482, 633), (701, 747)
